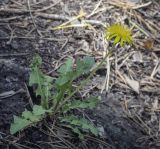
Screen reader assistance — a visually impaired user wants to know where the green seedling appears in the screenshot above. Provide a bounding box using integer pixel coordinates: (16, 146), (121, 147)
(10, 55), (99, 139)
(10, 23), (133, 139)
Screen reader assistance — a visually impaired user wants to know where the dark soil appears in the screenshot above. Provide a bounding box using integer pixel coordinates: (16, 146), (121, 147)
(0, 0), (160, 149)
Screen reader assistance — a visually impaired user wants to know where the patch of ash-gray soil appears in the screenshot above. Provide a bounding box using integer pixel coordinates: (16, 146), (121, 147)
(0, 60), (29, 135)
(85, 88), (160, 149)
(0, 37), (60, 69)
(87, 93), (144, 149)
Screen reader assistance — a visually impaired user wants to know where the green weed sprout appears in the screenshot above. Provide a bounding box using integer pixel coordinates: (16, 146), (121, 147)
(10, 56), (99, 139)
(10, 23), (133, 140)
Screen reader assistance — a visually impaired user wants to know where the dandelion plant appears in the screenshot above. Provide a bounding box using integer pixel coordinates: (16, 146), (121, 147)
(10, 23), (133, 140)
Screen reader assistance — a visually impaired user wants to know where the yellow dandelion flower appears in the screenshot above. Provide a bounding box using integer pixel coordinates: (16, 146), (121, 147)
(105, 24), (133, 46)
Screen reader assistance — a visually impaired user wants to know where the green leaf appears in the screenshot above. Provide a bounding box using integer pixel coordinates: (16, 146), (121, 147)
(10, 116), (32, 135)
(10, 105), (47, 135)
(22, 110), (40, 122)
(64, 124), (84, 140)
(32, 105), (47, 115)
(61, 115), (98, 136)
(30, 54), (42, 68)
(76, 56), (95, 77)
(58, 58), (73, 74)
(55, 56), (95, 87)
(29, 55), (53, 109)
(62, 97), (98, 113)
(55, 74), (71, 86)
(56, 58), (74, 87)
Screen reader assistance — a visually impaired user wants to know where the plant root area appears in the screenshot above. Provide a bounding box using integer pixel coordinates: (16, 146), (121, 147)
(0, 0), (160, 149)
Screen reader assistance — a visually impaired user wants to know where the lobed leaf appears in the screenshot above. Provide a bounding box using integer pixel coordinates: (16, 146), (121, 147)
(56, 58), (74, 87)
(56, 56), (95, 87)
(30, 54), (42, 68)
(10, 116), (32, 135)
(64, 124), (84, 140)
(32, 105), (48, 115)
(76, 56), (95, 77)
(57, 58), (74, 75)
(62, 97), (98, 113)
(22, 110), (40, 122)
(61, 115), (98, 136)
(29, 55), (53, 109)
(10, 105), (47, 135)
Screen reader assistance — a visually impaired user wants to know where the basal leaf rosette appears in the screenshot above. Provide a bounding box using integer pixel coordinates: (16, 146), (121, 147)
(105, 24), (133, 46)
